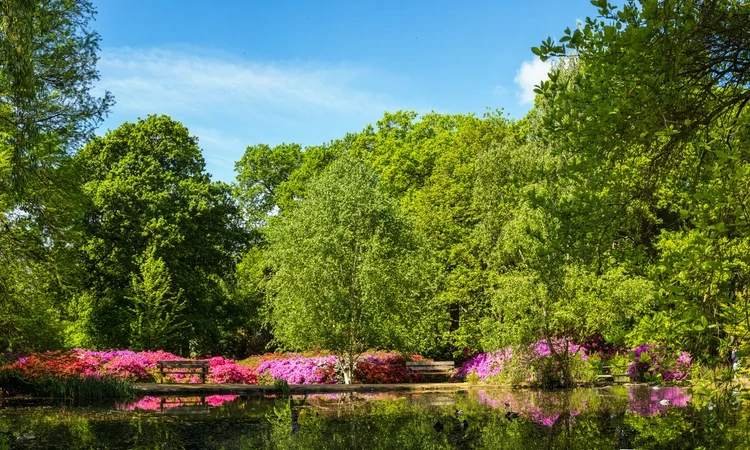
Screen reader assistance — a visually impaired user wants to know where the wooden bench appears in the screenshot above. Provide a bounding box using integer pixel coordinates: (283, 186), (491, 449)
(596, 365), (630, 383)
(406, 361), (455, 381)
(156, 360), (210, 383)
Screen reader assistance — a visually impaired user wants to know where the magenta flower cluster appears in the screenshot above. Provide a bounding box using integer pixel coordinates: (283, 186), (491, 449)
(6, 349), (257, 384)
(527, 339), (587, 361)
(206, 356), (257, 384)
(455, 339), (586, 381)
(255, 356), (339, 384)
(628, 344), (692, 382)
(453, 348), (513, 381)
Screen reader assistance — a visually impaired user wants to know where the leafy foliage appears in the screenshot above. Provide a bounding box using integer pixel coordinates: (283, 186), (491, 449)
(267, 155), (433, 382)
(75, 115), (247, 354)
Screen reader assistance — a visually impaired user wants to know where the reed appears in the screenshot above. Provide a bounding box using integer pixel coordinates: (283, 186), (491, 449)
(0, 368), (135, 402)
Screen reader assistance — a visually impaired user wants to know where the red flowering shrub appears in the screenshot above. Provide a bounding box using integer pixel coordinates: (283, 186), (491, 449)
(353, 353), (410, 384)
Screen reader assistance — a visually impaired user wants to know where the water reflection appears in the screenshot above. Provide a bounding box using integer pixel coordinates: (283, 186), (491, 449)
(2, 386), (748, 449)
(118, 394), (240, 413)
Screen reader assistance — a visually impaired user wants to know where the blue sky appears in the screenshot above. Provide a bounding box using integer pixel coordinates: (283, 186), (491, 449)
(91, 0), (598, 182)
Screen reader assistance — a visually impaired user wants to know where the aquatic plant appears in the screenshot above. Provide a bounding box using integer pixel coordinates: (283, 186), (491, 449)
(0, 367), (135, 402)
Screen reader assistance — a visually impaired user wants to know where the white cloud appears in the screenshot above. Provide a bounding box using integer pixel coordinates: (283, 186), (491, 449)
(95, 47), (407, 182)
(98, 47), (394, 117)
(513, 57), (552, 105)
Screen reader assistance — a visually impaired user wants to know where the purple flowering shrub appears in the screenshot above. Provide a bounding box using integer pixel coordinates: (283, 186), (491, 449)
(244, 351), (421, 384)
(455, 338), (692, 386)
(628, 345), (692, 382)
(455, 339), (588, 387)
(453, 348), (513, 382)
(254, 356), (339, 384)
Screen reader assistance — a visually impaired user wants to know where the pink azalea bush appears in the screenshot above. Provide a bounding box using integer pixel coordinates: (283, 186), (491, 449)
(453, 348), (513, 381)
(3, 349), (257, 384)
(207, 357), (257, 384)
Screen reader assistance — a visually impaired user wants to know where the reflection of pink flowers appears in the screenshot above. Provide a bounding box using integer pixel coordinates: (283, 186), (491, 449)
(118, 395), (239, 411)
(206, 395), (240, 407)
(476, 385), (691, 426)
(627, 386), (691, 416)
(476, 389), (581, 427)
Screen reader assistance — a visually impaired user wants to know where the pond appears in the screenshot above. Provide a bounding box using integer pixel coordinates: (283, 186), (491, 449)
(1, 386), (749, 449)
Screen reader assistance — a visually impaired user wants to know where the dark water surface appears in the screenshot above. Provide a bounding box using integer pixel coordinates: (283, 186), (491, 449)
(1, 385), (748, 449)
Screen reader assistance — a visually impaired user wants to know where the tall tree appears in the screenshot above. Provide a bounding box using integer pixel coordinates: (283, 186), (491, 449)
(0, 0), (111, 352)
(75, 115), (246, 354)
(535, 0), (750, 363)
(267, 155), (434, 383)
(350, 111), (512, 357)
(234, 143), (302, 228)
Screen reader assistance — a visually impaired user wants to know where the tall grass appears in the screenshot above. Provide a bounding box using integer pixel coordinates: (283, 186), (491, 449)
(0, 368), (136, 403)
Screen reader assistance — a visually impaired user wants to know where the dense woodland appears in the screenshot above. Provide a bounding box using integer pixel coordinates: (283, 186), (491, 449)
(1, 0), (749, 380)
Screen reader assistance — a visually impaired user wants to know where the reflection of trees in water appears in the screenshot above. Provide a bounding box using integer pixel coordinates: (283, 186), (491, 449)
(1, 390), (748, 449)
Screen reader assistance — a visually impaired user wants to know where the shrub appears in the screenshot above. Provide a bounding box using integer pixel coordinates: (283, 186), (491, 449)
(254, 356), (338, 384)
(0, 367), (135, 402)
(353, 353), (409, 384)
(1, 349), (259, 390)
(628, 345), (691, 382)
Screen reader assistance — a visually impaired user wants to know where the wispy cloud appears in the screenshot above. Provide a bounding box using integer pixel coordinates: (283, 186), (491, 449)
(95, 47), (407, 182)
(513, 57), (552, 104)
(98, 47), (394, 116)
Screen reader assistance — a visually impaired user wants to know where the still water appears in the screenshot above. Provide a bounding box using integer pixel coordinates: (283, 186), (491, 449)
(1, 386), (748, 449)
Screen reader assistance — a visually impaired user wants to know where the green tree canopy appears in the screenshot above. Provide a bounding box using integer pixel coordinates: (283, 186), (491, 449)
(75, 115), (247, 354)
(267, 155), (434, 382)
(535, 0), (750, 362)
